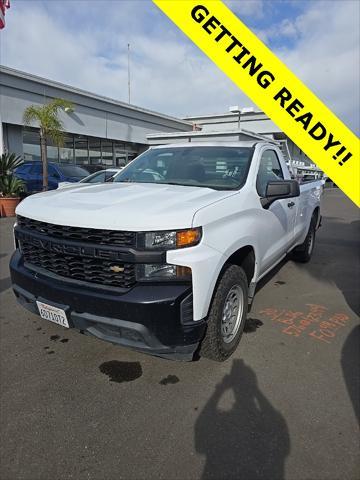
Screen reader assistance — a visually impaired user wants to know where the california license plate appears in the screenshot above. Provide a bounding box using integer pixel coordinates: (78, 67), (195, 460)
(36, 301), (69, 328)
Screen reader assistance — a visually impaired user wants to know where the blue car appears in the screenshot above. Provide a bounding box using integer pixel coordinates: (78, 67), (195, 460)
(14, 162), (90, 192)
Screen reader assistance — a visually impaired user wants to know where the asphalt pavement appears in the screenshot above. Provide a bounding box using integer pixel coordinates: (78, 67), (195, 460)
(0, 188), (359, 480)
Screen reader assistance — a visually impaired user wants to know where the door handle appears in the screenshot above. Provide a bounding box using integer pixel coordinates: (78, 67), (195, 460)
(287, 201), (295, 208)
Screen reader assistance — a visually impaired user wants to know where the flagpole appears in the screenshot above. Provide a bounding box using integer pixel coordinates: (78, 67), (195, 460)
(0, 109), (4, 156)
(127, 43), (131, 104)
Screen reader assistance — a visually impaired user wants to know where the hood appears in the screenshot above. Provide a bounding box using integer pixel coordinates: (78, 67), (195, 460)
(16, 182), (234, 230)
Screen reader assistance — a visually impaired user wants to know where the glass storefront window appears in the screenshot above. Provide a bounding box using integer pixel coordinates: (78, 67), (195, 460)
(125, 142), (139, 165)
(47, 137), (59, 163)
(60, 135), (74, 164)
(102, 140), (114, 166)
(23, 129), (41, 161)
(114, 143), (127, 167)
(46, 146), (59, 162)
(75, 136), (89, 165)
(23, 129), (140, 168)
(126, 153), (138, 164)
(89, 138), (102, 165)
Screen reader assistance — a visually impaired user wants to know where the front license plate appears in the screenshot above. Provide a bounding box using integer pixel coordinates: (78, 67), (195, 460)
(36, 301), (69, 328)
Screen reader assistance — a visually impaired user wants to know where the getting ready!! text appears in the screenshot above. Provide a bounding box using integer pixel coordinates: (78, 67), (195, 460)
(191, 4), (353, 168)
(153, 0), (359, 205)
(191, 5), (275, 90)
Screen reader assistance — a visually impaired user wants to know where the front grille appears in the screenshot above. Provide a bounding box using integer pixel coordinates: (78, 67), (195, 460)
(17, 216), (136, 247)
(21, 241), (136, 289)
(17, 216), (137, 289)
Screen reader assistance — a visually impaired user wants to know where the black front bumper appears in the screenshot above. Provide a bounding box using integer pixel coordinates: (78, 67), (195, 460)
(10, 251), (206, 360)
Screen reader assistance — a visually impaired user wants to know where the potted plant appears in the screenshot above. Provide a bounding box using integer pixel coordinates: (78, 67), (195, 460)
(0, 153), (25, 217)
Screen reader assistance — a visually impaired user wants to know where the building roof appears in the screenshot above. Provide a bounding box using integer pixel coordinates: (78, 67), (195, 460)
(147, 128), (278, 145)
(182, 110), (282, 137)
(0, 65), (192, 128)
(183, 111), (266, 121)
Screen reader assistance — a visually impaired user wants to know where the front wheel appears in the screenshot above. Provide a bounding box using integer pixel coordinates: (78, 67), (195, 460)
(200, 265), (248, 362)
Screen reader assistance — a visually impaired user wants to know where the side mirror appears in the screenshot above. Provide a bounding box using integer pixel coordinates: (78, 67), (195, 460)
(53, 172), (61, 180)
(261, 180), (300, 208)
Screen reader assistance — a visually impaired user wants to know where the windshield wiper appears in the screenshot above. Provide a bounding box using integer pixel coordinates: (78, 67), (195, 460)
(116, 179), (230, 191)
(117, 178), (137, 183)
(162, 181), (217, 190)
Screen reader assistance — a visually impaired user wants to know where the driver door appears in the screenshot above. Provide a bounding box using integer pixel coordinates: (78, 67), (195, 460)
(256, 149), (298, 275)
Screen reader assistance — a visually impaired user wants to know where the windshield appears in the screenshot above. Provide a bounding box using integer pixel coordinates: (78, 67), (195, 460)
(114, 146), (254, 190)
(60, 165), (89, 178)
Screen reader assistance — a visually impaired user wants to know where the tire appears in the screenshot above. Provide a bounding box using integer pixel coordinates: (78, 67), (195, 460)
(200, 265), (248, 362)
(293, 216), (316, 263)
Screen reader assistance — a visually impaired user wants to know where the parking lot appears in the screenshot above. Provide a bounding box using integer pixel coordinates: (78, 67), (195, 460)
(0, 188), (359, 480)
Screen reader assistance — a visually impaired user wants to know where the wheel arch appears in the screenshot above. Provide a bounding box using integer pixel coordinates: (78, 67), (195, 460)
(204, 245), (257, 319)
(224, 245), (256, 286)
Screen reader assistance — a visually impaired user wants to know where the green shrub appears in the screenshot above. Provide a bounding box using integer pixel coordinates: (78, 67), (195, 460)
(0, 153), (25, 197)
(0, 152), (24, 176)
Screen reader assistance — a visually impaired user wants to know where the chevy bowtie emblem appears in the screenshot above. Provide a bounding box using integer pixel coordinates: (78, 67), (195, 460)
(109, 265), (124, 273)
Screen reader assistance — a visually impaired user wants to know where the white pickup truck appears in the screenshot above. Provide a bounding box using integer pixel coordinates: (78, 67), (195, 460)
(11, 141), (322, 361)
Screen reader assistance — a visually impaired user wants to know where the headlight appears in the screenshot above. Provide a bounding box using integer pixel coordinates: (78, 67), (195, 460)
(136, 264), (192, 281)
(142, 227), (202, 250)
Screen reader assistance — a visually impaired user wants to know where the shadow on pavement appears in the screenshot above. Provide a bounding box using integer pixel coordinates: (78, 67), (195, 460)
(306, 217), (360, 317)
(195, 359), (290, 480)
(341, 326), (360, 426)
(0, 277), (11, 294)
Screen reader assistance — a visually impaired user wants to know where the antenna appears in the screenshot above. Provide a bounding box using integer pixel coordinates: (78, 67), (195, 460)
(127, 43), (131, 104)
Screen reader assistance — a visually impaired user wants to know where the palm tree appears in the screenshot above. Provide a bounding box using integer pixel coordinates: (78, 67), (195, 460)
(23, 98), (74, 191)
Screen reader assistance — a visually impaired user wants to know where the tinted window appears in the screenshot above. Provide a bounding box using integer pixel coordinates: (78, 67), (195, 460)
(114, 147), (253, 190)
(48, 165), (58, 176)
(15, 164), (32, 174)
(256, 150), (284, 197)
(105, 171), (117, 181)
(28, 164), (60, 176)
(84, 171), (106, 183)
(59, 165), (89, 178)
(31, 164), (42, 174)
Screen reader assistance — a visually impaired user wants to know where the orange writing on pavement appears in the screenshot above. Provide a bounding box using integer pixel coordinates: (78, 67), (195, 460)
(260, 304), (350, 344)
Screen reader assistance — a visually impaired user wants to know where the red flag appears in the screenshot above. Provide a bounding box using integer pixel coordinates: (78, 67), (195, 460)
(0, 0), (10, 29)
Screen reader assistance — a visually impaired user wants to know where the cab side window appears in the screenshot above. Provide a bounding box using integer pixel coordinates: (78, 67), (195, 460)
(31, 164), (42, 175)
(256, 150), (284, 197)
(15, 164), (32, 175)
(48, 165), (58, 177)
(88, 171), (105, 183)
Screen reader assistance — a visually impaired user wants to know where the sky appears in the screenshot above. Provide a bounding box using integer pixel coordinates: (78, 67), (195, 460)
(0, 0), (359, 135)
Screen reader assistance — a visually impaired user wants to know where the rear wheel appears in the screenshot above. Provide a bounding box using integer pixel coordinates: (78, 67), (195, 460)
(200, 265), (248, 362)
(293, 216), (316, 263)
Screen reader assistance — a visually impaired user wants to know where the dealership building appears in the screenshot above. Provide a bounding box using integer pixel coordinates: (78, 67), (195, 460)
(0, 65), (322, 178)
(0, 66), (193, 167)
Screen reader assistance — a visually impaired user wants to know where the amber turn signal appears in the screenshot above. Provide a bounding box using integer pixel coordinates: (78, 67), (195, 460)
(176, 266), (192, 278)
(176, 228), (202, 248)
